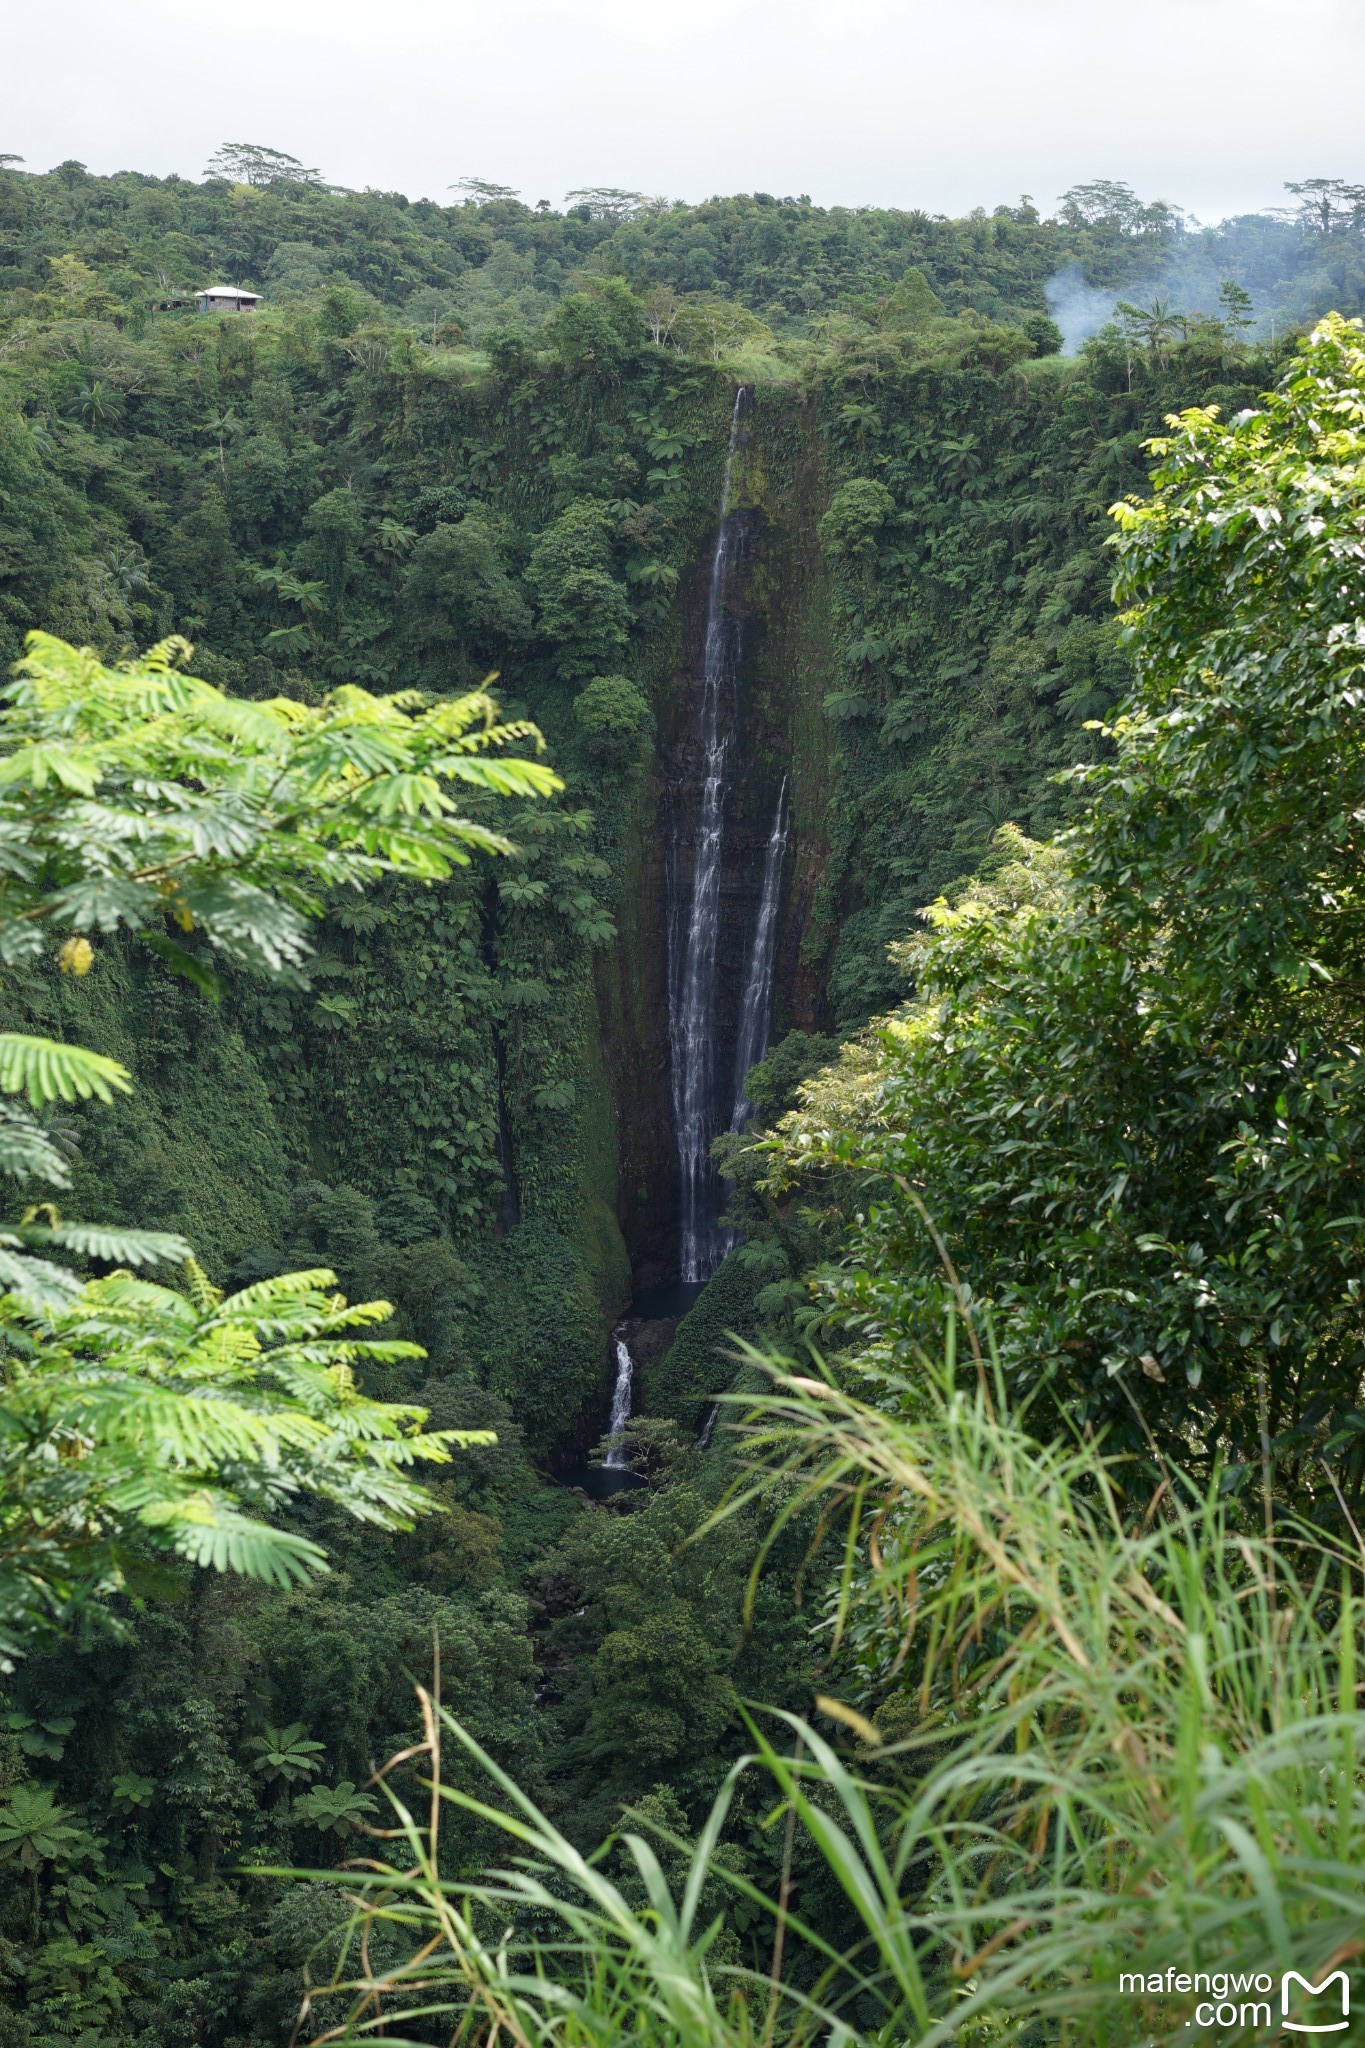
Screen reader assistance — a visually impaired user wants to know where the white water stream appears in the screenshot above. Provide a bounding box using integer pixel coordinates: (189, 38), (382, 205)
(731, 776), (790, 1126)
(669, 387), (751, 1282)
(662, 390), (791, 1451)
(603, 1327), (634, 1468)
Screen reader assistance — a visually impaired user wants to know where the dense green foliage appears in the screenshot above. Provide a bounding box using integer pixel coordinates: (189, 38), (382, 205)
(0, 627), (561, 1673)
(281, 316), (1365, 2048)
(770, 318), (1365, 1502)
(0, 1266), (488, 1660)
(313, 1358), (1365, 2047)
(7, 158), (1365, 345)
(4, 147), (1365, 2044)
(804, 327), (1276, 1018)
(0, 630), (557, 986)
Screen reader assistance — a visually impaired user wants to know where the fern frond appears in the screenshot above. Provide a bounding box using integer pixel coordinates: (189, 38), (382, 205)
(392, 1428), (497, 1455)
(0, 1107), (70, 1188)
(180, 1257), (222, 1313)
(259, 1341), (425, 1377)
(64, 1273), (198, 1320)
(0, 1247), (84, 1307)
(0, 1036), (132, 1109)
(36, 1223), (192, 1266)
(89, 1390), (326, 1465)
(213, 1270), (339, 1314)
(345, 1429), (495, 1467)
(152, 1496), (329, 1587)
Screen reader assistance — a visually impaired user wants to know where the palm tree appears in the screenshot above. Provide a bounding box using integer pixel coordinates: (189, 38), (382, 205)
(1116, 298), (1186, 369)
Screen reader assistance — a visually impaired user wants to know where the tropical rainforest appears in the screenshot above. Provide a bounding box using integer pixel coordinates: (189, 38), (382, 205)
(1, 148), (1365, 2045)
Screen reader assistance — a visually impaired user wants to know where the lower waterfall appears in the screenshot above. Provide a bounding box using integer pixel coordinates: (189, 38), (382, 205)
(603, 1328), (634, 1468)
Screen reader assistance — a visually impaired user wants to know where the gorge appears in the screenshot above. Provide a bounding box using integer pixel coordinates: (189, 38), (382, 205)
(0, 153), (1355, 2046)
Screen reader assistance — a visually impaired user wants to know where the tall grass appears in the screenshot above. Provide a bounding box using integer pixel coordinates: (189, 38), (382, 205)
(734, 1343), (1365, 2042)
(284, 1687), (823, 2048)
(289, 1341), (1365, 2046)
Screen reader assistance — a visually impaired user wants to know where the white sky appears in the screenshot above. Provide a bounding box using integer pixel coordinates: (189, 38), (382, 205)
(8, 0), (1364, 222)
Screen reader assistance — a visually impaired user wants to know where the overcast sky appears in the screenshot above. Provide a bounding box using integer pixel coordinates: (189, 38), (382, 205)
(9, 0), (1363, 221)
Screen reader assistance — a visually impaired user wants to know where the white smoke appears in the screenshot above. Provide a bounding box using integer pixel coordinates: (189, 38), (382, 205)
(1045, 263), (1121, 354)
(1041, 209), (1335, 358)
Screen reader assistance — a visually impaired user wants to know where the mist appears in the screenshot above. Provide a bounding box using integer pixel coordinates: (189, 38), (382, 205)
(1045, 266), (1123, 354)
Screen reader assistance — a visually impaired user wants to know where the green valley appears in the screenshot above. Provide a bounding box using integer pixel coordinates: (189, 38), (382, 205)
(0, 151), (1364, 2045)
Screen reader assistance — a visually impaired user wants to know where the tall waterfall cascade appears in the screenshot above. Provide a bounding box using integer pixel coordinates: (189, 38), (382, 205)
(667, 388), (789, 1283)
(667, 387), (749, 1281)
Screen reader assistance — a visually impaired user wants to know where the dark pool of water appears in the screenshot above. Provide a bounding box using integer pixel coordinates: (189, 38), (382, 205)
(556, 1464), (648, 1500)
(629, 1281), (707, 1321)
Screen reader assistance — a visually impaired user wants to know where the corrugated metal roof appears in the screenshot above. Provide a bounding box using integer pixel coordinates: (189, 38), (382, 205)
(198, 285), (260, 299)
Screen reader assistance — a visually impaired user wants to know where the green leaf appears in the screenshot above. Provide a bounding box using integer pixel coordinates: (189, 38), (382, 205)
(0, 1036), (132, 1109)
(38, 1223), (192, 1266)
(164, 1504), (330, 1587)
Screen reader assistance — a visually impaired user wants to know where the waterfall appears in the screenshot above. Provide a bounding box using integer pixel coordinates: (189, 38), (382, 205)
(668, 386), (751, 1283)
(698, 1401), (719, 1449)
(603, 1327), (634, 1468)
(731, 776), (790, 1124)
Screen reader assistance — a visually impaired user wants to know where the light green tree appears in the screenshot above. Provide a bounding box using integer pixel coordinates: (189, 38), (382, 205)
(0, 630), (560, 1655)
(449, 177), (520, 205)
(0, 1261), (489, 1658)
(1114, 296), (1186, 367)
(763, 316), (1365, 1476)
(563, 187), (644, 222)
(1284, 176), (1365, 233)
(671, 295), (775, 364)
(203, 143), (321, 188)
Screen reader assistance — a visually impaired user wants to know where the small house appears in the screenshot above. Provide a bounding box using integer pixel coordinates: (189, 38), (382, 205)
(195, 285), (261, 314)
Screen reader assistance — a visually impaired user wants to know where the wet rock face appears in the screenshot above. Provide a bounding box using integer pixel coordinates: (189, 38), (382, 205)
(659, 513), (794, 1281)
(602, 388), (839, 1291)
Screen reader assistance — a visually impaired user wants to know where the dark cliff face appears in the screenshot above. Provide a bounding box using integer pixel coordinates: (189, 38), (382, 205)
(746, 393), (841, 1042)
(598, 389), (839, 1289)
